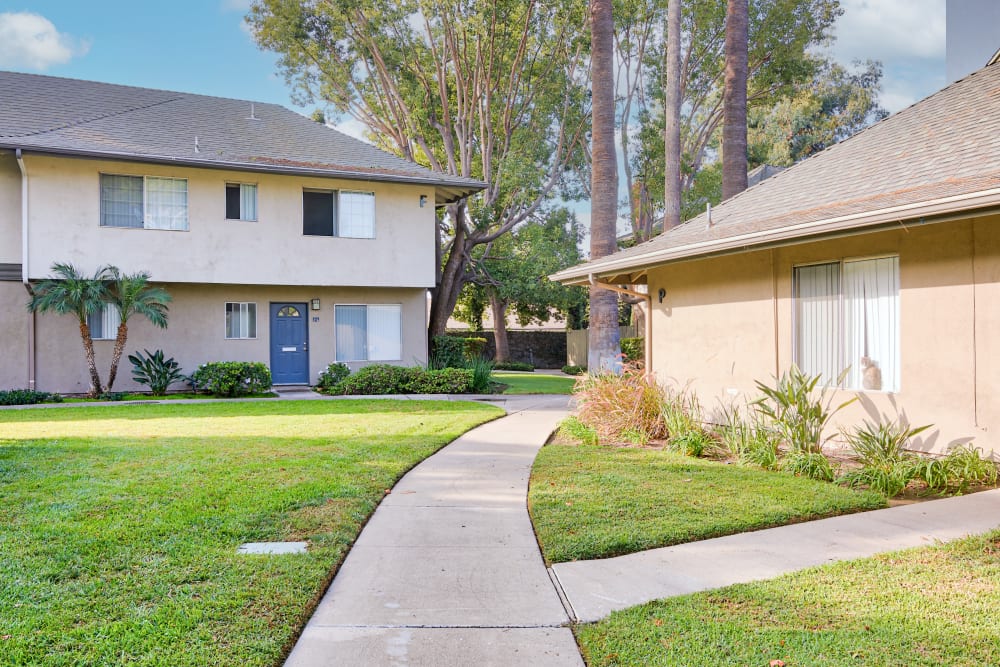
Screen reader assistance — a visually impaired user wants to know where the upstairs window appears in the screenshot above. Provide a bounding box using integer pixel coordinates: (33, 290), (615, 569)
(794, 256), (900, 392)
(87, 305), (120, 340)
(226, 183), (258, 221)
(100, 174), (188, 230)
(303, 190), (374, 238)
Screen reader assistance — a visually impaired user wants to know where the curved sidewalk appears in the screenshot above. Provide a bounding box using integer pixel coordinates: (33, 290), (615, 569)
(284, 394), (583, 667)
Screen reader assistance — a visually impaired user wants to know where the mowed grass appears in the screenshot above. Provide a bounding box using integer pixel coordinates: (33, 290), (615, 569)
(494, 372), (576, 394)
(0, 400), (502, 666)
(529, 443), (886, 564)
(576, 530), (1000, 666)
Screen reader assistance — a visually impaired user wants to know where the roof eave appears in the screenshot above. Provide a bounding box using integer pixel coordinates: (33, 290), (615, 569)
(5, 145), (487, 204)
(552, 187), (1000, 285)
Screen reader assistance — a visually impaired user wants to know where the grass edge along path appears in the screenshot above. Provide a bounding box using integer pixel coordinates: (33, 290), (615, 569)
(529, 441), (886, 564)
(0, 399), (503, 667)
(575, 529), (1000, 666)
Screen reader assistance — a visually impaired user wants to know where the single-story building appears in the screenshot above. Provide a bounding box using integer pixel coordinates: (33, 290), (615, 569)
(553, 58), (1000, 456)
(0, 71), (484, 394)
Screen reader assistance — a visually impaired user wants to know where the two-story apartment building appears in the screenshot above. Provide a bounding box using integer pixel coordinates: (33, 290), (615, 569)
(0, 71), (485, 394)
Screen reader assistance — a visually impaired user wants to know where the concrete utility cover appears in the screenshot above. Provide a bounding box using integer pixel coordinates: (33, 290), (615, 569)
(238, 542), (308, 555)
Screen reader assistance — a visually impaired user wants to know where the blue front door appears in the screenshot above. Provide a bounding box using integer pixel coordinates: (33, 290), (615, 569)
(270, 303), (309, 384)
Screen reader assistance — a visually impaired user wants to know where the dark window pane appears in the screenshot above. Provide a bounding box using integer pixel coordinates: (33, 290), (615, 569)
(225, 184), (241, 219)
(303, 190), (335, 236)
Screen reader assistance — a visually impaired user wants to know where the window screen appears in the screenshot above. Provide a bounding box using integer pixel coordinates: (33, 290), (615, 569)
(225, 302), (257, 339)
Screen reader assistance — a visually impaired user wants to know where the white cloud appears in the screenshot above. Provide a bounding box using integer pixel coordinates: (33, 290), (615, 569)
(0, 12), (88, 70)
(333, 118), (372, 144)
(832, 0), (945, 63)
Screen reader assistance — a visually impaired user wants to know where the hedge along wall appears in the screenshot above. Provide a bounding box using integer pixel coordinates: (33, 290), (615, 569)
(445, 330), (567, 369)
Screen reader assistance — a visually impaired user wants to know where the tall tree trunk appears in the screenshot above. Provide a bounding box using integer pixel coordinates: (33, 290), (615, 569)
(106, 321), (129, 391)
(78, 320), (103, 396)
(722, 0), (749, 200)
(489, 292), (510, 363)
(664, 0), (683, 230)
(588, 0), (621, 373)
(428, 201), (469, 338)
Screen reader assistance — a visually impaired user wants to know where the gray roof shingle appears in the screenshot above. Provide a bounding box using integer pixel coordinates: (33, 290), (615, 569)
(555, 61), (1000, 283)
(0, 71), (485, 202)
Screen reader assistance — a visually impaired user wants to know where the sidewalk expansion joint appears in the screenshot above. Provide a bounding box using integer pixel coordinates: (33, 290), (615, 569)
(547, 567), (578, 623)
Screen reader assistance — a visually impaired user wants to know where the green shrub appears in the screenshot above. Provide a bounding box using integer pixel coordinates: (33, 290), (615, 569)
(782, 449), (836, 482)
(98, 391), (128, 402)
(0, 389), (61, 405)
(467, 357), (494, 393)
(495, 361), (535, 372)
(575, 364), (666, 444)
(333, 364), (473, 395)
(189, 362), (272, 397)
(128, 349), (185, 396)
(430, 336), (467, 369)
(668, 430), (715, 457)
(316, 362), (351, 392)
(753, 365), (855, 454)
(839, 419), (930, 497)
(557, 416), (599, 445)
(914, 444), (998, 494)
(463, 337), (488, 360)
(620, 337), (644, 364)
(561, 365), (586, 376)
(719, 405), (780, 470)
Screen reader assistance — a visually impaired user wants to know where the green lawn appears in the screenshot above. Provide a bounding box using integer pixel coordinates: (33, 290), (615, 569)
(529, 442), (886, 564)
(494, 372), (576, 394)
(576, 530), (1000, 666)
(60, 392), (277, 402)
(0, 400), (501, 666)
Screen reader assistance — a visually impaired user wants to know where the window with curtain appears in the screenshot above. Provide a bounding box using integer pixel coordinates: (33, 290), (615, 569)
(303, 189), (374, 238)
(225, 302), (257, 339)
(226, 183), (258, 221)
(100, 174), (188, 230)
(87, 305), (121, 340)
(335, 304), (401, 362)
(794, 256), (899, 391)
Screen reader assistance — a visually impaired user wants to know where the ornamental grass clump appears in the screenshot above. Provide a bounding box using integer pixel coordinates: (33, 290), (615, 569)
(574, 364), (666, 445)
(840, 419), (930, 497)
(912, 444), (998, 494)
(662, 385), (718, 457)
(718, 403), (780, 470)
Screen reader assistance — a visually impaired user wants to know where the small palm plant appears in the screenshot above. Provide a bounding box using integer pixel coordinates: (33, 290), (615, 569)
(28, 263), (113, 396)
(105, 268), (171, 391)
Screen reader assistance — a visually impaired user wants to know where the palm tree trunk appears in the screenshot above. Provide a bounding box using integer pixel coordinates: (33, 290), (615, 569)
(588, 0), (622, 373)
(78, 320), (103, 396)
(664, 0), (683, 230)
(722, 0), (749, 200)
(106, 322), (129, 391)
(489, 292), (510, 363)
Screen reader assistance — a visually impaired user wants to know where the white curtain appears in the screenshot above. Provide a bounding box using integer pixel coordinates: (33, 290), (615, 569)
(240, 183), (257, 221)
(843, 257), (899, 391)
(338, 191), (375, 238)
(336, 305), (368, 361)
(226, 302), (256, 339)
(367, 305), (402, 361)
(88, 305), (121, 340)
(795, 263), (842, 386)
(145, 177), (188, 230)
(100, 175), (143, 228)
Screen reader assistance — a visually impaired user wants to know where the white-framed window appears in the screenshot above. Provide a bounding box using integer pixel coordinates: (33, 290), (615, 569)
(335, 304), (401, 361)
(100, 174), (189, 230)
(794, 256), (900, 392)
(225, 183), (258, 221)
(225, 302), (257, 339)
(303, 189), (375, 238)
(87, 305), (120, 341)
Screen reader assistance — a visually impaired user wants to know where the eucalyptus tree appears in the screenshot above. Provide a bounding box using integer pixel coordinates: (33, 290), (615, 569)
(27, 263), (113, 396)
(105, 269), (171, 391)
(249, 0), (591, 336)
(722, 0), (749, 199)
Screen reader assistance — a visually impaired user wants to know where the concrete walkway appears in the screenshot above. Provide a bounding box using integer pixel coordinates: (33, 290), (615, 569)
(284, 394), (583, 667)
(551, 488), (1000, 622)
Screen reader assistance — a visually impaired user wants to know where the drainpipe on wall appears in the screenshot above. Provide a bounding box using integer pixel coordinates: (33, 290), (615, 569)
(588, 274), (653, 371)
(16, 148), (36, 390)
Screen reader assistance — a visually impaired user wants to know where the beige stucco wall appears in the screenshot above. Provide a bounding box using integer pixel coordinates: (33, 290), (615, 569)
(647, 213), (999, 456)
(0, 151), (22, 265)
(32, 283), (428, 394)
(22, 154), (437, 287)
(0, 282), (29, 389)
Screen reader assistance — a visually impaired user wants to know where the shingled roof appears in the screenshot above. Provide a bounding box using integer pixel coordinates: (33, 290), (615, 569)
(0, 70), (485, 204)
(554, 60), (1000, 285)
